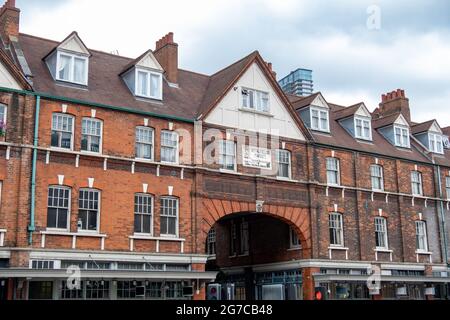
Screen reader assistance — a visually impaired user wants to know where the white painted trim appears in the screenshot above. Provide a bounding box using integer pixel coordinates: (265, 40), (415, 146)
(135, 126), (155, 161)
(310, 106), (330, 133)
(0, 229), (6, 247)
(55, 51), (89, 86)
(354, 115), (372, 141)
(134, 67), (163, 101)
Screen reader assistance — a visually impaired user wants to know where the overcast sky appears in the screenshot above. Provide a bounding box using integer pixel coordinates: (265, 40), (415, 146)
(16, 0), (450, 127)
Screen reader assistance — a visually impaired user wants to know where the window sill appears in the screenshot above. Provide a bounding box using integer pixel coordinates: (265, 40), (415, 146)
(287, 246), (302, 251)
(375, 248), (393, 253)
(328, 246), (348, 251)
(326, 183), (341, 187)
(415, 250), (432, 255)
(134, 157), (155, 163)
(238, 108), (273, 117)
(130, 235), (185, 242)
(80, 150), (102, 156)
(276, 176), (292, 182)
(41, 230), (107, 238)
(50, 146), (73, 152)
(219, 168), (239, 174)
(372, 188), (385, 192)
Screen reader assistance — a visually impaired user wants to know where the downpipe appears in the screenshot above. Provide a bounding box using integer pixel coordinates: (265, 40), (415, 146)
(28, 95), (40, 245)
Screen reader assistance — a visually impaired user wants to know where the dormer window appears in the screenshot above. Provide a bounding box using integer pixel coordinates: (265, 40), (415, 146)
(241, 88), (269, 113)
(355, 117), (371, 140)
(394, 125), (410, 148)
(56, 51), (88, 85)
(311, 107), (329, 132)
(135, 68), (162, 100)
(429, 133), (443, 154)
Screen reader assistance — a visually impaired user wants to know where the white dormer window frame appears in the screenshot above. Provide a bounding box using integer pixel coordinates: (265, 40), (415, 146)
(135, 68), (163, 100)
(241, 88), (270, 113)
(428, 132), (444, 154)
(394, 125), (410, 148)
(56, 51), (89, 86)
(310, 107), (329, 132)
(354, 116), (372, 141)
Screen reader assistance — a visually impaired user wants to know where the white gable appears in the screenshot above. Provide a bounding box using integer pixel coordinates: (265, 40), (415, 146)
(0, 61), (21, 90)
(311, 94), (329, 109)
(429, 121), (442, 134)
(136, 51), (163, 72)
(205, 62), (305, 140)
(59, 33), (90, 56)
(394, 114), (409, 127)
(355, 104), (371, 118)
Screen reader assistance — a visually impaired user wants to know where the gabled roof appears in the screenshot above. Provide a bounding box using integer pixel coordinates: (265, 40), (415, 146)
(197, 51), (258, 119)
(196, 50), (312, 139)
(411, 120), (439, 135)
(42, 31), (91, 60)
(334, 102), (370, 121)
(291, 92), (321, 110)
(372, 113), (407, 129)
(119, 49), (163, 76)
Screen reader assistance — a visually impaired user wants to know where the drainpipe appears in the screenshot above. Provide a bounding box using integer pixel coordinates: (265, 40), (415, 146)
(436, 165), (449, 267)
(28, 95), (40, 245)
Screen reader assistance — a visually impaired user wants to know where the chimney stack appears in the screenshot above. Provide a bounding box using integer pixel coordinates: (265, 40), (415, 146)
(377, 88), (411, 122)
(265, 61), (277, 80)
(0, 0), (19, 45)
(154, 32), (178, 84)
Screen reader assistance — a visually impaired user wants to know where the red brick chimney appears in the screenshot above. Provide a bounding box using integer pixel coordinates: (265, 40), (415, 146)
(0, 0), (19, 45)
(154, 32), (178, 84)
(376, 89), (411, 122)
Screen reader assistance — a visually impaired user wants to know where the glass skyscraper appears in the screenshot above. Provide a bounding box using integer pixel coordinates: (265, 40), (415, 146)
(278, 68), (313, 97)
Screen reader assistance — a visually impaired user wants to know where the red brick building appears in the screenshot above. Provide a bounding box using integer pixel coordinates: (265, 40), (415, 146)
(0, 0), (449, 300)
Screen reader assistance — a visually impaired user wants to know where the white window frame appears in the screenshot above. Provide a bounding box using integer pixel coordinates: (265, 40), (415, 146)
(56, 51), (89, 86)
(207, 228), (216, 255)
(81, 118), (103, 154)
(276, 149), (291, 179)
(370, 164), (384, 191)
(160, 130), (179, 164)
(289, 227), (301, 249)
(241, 88), (270, 113)
(354, 116), (372, 140)
(46, 186), (71, 231)
(415, 220), (428, 252)
(134, 193), (154, 235)
(411, 171), (423, 196)
(310, 107), (329, 132)
(375, 217), (389, 250)
(0, 103), (6, 125)
(329, 213), (344, 247)
(78, 189), (101, 233)
(51, 113), (74, 150)
(394, 125), (410, 148)
(429, 132), (444, 154)
(160, 197), (179, 238)
(135, 126), (154, 161)
(135, 68), (163, 100)
(446, 176), (450, 200)
(326, 157), (340, 186)
(218, 140), (237, 172)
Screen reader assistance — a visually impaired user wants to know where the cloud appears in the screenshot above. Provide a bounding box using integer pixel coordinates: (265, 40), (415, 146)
(16, 0), (450, 126)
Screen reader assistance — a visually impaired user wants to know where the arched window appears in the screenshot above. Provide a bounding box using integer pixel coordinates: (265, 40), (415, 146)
(81, 117), (103, 153)
(47, 185), (71, 230)
(134, 193), (153, 235)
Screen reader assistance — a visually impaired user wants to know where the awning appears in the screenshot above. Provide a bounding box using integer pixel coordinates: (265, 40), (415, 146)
(0, 268), (218, 280)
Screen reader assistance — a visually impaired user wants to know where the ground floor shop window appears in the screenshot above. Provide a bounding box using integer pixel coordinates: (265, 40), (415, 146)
(29, 281), (53, 300)
(86, 280), (109, 299)
(60, 280), (83, 299)
(117, 281), (172, 299)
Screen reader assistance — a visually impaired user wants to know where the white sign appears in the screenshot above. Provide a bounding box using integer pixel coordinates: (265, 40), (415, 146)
(242, 146), (272, 169)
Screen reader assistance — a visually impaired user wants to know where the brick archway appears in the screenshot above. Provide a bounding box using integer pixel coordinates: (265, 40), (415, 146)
(200, 198), (311, 258)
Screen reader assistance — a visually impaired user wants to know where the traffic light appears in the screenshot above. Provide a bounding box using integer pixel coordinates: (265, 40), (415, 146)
(207, 283), (222, 300)
(314, 287), (327, 300)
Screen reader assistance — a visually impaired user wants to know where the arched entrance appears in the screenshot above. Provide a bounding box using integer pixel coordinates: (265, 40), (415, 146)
(199, 198), (313, 300)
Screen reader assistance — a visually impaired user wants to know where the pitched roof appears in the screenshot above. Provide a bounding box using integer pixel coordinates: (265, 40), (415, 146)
(197, 51), (258, 119)
(411, 120), (436, 134)
(301, 105), (430, 163)
(443, 127), (450, 136)
(291, 92), (320, 110)
(333, 103), (364, 120)
(0, 47), (32, 90)
(372, 113), (403, 129)
(19, 33), (210, 120)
